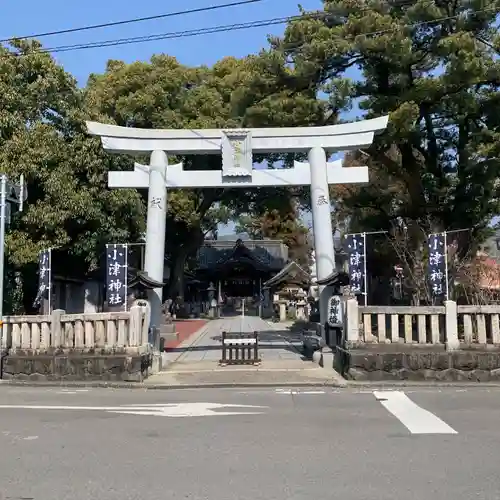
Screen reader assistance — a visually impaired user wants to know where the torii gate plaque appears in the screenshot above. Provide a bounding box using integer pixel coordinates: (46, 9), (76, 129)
(87, 116), (388, 331)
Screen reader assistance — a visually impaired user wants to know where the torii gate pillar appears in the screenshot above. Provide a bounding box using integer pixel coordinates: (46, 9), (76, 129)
(143, 151), (168, 330)
(309, 146), (336, 327)
(87, 116), (389, 336)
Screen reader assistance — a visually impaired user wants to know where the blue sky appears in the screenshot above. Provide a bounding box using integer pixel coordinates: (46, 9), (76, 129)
(1, 0), (323, 85)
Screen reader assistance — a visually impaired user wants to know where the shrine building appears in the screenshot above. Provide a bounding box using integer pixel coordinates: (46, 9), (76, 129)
(187, 237), (347, 319)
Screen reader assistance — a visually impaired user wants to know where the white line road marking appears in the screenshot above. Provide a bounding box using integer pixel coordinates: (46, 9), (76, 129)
(275, 389), (326, 395)
(59, 389), (89, 394)
(2, 431), (39, 442)
(374, 391), (458, 435)
(0, 402), (267, 418)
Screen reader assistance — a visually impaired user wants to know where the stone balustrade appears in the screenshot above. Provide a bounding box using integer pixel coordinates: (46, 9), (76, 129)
(338, 300), (500, 381)
(357, 305), (446, 345)
(457, 305), (500, 345)
(1, 305), (150, 354)
(345, 299), (500, 348)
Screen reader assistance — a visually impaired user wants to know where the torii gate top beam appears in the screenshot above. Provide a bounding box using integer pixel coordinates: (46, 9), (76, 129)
(86, 116), (389, 155)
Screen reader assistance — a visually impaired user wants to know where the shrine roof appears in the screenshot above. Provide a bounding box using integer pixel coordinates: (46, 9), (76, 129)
(316, 271), (349, 287)
(128, 271), (166, 289)
(263, 261), (311, 288)
(212, 239), (272, 272)
(197, 238), (287, 271)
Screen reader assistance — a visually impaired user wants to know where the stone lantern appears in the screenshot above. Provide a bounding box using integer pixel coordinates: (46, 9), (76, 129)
(296, 289), (308, 321)
(207, 282), (218, 319)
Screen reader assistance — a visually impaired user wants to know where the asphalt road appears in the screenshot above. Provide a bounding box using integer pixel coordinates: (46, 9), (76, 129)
(0, 385), (499, 500)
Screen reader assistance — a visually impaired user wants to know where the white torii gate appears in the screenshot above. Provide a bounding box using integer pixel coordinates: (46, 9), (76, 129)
(86, 116), (388, 331)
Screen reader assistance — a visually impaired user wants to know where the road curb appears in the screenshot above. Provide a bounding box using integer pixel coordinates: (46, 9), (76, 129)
(344, 380), (500, 388)
(2, 378), (500, 390)
(0, 379), (347, 390)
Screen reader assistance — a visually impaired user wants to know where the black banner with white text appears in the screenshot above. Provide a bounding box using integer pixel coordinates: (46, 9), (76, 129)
(34, 249), (51, 310)
(428, 233), (447, 297)
(346, 233), (366, 296)
(106, 244), (128, 310)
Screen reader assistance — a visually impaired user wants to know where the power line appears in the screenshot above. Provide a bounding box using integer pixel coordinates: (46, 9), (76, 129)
(3, 5), (500, 57)
(45, 16), (297, 54)
(1, 0), (434, 46)
(46, 5), (500, 55)
(0, 0), (264, 43)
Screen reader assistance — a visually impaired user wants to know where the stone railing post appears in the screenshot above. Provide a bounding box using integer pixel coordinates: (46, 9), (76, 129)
(150, 327), (161, 351)
(51, 309), (65, 348)
(0, 321), (7, 351)
(444, 300), (460, 350)
(128, 305), (142, 347)
(345, 298), (360, 345)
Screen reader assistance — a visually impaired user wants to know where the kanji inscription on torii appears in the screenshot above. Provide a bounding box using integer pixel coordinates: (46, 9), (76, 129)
(221, 130), (252, 177)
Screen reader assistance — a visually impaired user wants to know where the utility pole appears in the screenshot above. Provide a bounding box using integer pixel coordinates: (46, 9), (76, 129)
(0, 175), (7, 326)
(0, 174), (27, 334)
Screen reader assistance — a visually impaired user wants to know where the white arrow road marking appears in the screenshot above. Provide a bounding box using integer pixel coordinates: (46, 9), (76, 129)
(374, 391), (458, 435)
(0, 402), (267, 418)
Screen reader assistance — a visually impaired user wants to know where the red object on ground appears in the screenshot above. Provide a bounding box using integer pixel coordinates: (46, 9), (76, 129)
(164, 320), (208, 350)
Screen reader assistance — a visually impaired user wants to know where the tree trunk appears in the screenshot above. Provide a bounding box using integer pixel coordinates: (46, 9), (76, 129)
(167, 247), (189, 299)
(167, 225), (206, 299)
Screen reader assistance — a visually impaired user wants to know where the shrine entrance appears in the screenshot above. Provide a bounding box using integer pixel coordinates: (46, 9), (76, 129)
(196, 239), (272, 317)
(223, 276), (257, 298)
(220, 274), (262, 318)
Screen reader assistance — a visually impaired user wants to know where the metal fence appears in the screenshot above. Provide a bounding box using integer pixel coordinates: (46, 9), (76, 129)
(220, 331), (260, 365)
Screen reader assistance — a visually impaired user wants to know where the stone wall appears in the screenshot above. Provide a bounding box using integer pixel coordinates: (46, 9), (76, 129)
(337, 344), (500, 381)
(1, 350), (152, 382)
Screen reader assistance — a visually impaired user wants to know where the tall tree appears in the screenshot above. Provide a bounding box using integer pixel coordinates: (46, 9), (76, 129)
(0, 40), (146, 312)
(235, 194), (312, 268)
(272, 0), (500, 302)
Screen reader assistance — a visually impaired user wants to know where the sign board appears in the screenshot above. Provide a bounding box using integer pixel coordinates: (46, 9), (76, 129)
(327, 295), (343, 328)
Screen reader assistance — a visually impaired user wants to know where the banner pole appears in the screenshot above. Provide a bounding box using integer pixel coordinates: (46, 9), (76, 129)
(124, 244), (128, 312)
(362, 232), (368, 306)
(48, 248), (52, 314)
(443, 231), (449, 300)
